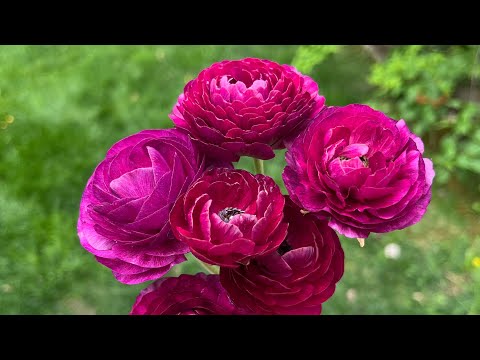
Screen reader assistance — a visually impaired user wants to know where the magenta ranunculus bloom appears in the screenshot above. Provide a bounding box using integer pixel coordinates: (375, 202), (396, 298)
(220, 196), (344, 315)
(169, 58), (325, 162)
(130, 273), (243, 315)
(170, 168), (288, 268)
(283, 104), (435, 239)
(78, 129), (219, 285)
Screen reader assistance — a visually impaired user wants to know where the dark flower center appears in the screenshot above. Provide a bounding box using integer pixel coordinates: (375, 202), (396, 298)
(277, 240), (292, 256)
(339, 155), (369, 167)
(360, 155), (369, 167)
(218, 207), (244, 222)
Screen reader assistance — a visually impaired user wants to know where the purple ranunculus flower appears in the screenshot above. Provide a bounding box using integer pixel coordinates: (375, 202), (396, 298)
(130, 273), (244, 315)
(78, 129), (223, 285)
(283, 104), (435, 239)
(170, 57), (325, 162)
(220, 196), (344, 315)
(170, 168), (288, 268)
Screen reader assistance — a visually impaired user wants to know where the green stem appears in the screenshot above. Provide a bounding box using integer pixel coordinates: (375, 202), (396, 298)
(253, 158), (264, 175)
(194, 257), (219, 274)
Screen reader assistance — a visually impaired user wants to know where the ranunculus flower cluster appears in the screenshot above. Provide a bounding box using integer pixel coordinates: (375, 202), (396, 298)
(78, 57), (434, 315)
(220, 197), (344, 314)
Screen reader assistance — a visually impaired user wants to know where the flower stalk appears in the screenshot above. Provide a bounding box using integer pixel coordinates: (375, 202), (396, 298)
(195, 257), (219, 274)
(253, 158), (264, 175)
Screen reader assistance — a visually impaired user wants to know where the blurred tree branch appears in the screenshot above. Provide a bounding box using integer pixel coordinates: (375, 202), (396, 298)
(455, 86), (480, 103)
(362, 45), (392, 62)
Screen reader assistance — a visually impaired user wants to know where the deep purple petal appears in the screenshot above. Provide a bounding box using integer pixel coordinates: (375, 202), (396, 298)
(283, 104), (434, 239)
(78, 128), (208, 284)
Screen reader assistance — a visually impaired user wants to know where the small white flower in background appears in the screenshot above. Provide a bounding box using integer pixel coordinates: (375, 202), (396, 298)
(384, 243), (401, 259)
(155, 50), (166, 61)
(346, 288), (357, 303)
(412, 292), (425, 303)
(1, 284), (13, 293)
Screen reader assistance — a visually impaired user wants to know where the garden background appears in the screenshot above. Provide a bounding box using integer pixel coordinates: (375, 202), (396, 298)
(1, 45), (479, 314)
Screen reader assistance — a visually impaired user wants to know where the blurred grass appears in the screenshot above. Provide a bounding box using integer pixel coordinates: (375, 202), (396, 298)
(0, 45), (479, 314)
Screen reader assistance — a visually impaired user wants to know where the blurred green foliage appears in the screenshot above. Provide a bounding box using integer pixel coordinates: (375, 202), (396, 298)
(292, 45), (341, 74)
(1, 45), (479, 314)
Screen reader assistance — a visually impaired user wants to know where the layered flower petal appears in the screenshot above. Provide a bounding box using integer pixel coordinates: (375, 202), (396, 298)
(170, 168), (287, 267)
(170, 58), (326, 162)
(283, 104), (435, 240)
(130, 273), (244, 315)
